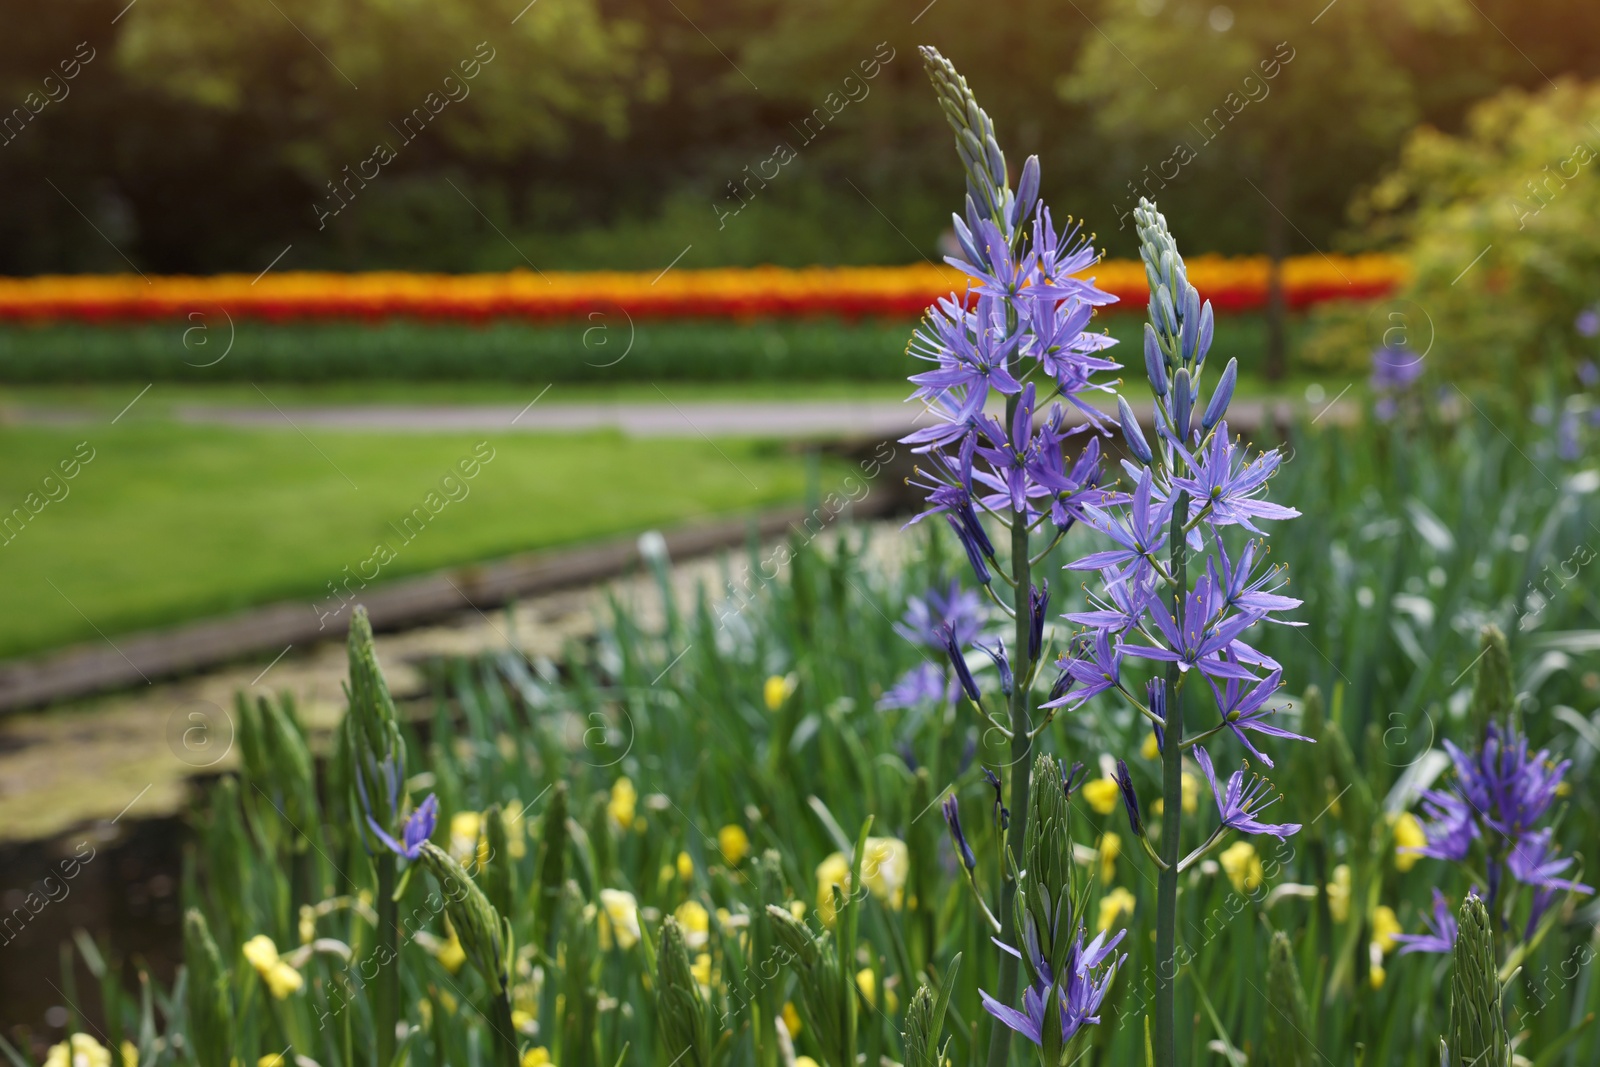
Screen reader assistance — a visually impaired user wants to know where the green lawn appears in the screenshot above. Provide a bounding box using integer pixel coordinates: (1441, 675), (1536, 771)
(0, 423), (836, 659)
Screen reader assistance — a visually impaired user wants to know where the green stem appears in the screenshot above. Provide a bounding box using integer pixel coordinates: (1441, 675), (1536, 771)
(984, 410), (1035, 1067)
(1154, 490), (1190, 1067)
(375, 852), (398, 1067)
(491, 989), (522, 1067)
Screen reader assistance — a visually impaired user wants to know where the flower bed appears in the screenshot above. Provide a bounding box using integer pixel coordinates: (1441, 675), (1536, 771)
(0, 254), (1404, 325)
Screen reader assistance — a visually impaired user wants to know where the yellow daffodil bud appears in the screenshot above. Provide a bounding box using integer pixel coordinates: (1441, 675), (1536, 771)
(764, 674), (796, 711)
(242, 935), (303, 999)
(1141, 731), (1161, 760)
(44, 1035), (111, 1067)
(1327, 864), (1351, 923)
(1371, 904), (1401, 954)
(855, 968), (899, 1013)
(718, 824), (751, 866)
(1220, 841), (1263, 894)
(1098, 887), (1136, 932)
(599, 888), (641, 950)
(1083, 776), (1119, 815)
(437, 926), (466, 974)
(607, 777), (637, 831)
(1393, 812), (1426, 872)
(1096, 832), (1121, 884)
(675, 900), (711, 949)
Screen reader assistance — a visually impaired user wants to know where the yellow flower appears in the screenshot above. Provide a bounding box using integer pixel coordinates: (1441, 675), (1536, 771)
(860, 837), (909, 910)
(502, 802), (528, 859)
(242, 935), (303, 999)
(816, 851), (852, 925)
(599, 888), (641, 950)
(787, 900), (806, 921)
(1220, 841), (1264, 894)
(675, 900), (711, 949)
(1141, 731), (1161, 760)
(1369, 962), (1386, 990)
(1327, 864), (1351, 923)
(1393, 812), (1426, 872)
(1098, 887), (1136, 933)
(718, 825), (751, 866)
(1370, 904), (1401, 954)
(120, 1041), (137, 1067)
(764, 674), (796, 711)
(608, 777), (637, 831)
(855, 968), (899, 1013)
(258, 1056), (288, 1067)
(521, 1049), (553, 1067)
(796, 1059), (821, 1067)
(676, 850), (694, 881)
(1096, 832), (1121, 884)
(692, 952), (714, 988)
(1082, 776), (1119, 815)
(44, 1035), (111, 1067)
(298, 904), (316, 945)
(449, 811), (489, 870)
(781, 1000), (802, 1037)
(437, 926), (466, 974)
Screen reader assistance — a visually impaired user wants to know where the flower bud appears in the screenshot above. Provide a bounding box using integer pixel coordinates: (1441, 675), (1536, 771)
(1118, 396), (1153, 465)
(1203, 358), (1238, 431)
(1172, 367), (1194, 443)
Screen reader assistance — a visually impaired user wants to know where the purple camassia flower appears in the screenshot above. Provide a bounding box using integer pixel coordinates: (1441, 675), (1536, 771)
(1207, 665), (1310, 769)
(981, 926), (1127, 1047)
(1065, 566), (1157, 636)
(878, 661), (957, 711)
(1068, 468), (1173, 578)
(1172, 423), (1302, 533)
(1123, 573), (1265, 684)
(1394, 888), (1460, 956)
(1043, 629), (1124, 710)
(371, 792), (438, 860)
(1507, 828), (1593, 896)
(1576, 308), (1600, 339)
(1445, 724), (1568, 842)
(1193, 745), (1300, 838)
(895, 579), (985, 649)
(1210, 539), (1301, 619)
(1370, 345), (1425, 391)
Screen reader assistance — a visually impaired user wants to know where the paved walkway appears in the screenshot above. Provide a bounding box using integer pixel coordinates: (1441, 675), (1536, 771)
(166, 396), (1329, 436)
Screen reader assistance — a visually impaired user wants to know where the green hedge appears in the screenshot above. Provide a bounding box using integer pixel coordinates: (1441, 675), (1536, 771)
(0, 314), (1278, 383)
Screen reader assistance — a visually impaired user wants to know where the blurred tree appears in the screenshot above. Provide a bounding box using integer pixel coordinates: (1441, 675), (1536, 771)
(1063, 0), (1470, 379)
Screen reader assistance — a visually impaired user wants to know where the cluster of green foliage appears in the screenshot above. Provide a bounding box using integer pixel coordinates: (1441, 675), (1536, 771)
(1312, 78), (1600, 382)
(7, 399), (1597, 1065)
(0, 314), (1292, 383)
(4, 0), (1600, 273)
